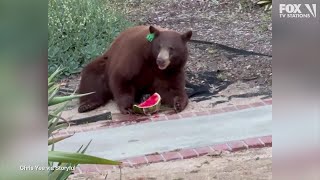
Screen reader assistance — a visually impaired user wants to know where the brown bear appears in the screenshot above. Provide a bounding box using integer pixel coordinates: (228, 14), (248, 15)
(77, 25), (192, 114)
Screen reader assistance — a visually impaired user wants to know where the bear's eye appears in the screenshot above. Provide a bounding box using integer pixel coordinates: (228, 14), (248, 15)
(169, 47), (174, 51)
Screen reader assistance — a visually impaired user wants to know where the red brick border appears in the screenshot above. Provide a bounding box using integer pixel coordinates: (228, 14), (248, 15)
(55, 98), (272, 136)
(75, 135), (272, 174)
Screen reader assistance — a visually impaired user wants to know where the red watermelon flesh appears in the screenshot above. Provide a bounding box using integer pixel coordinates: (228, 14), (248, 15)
(138, 93), (160, 108)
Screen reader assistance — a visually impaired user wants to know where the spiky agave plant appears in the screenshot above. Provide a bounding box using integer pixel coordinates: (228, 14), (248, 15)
(257, 0), (272, 11)
(48, 67), (120, 180)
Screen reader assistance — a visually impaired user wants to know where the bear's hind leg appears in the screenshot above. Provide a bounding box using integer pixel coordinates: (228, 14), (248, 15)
(78, 100), (105, 113)
(78, 90), (112, 113)
(77, 57), (111, 113)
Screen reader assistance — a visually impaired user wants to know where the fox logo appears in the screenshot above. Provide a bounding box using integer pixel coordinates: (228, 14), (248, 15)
(279, 4), (317, 18)
(305, 4), (316, 17)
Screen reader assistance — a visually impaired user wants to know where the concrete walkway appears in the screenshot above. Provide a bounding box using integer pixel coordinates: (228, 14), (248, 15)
(55, 105), (272, 160)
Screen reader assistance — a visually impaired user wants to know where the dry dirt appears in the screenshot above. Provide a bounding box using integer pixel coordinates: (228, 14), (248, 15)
(60, 0), (272, 116)
(69, 147), (272, 180)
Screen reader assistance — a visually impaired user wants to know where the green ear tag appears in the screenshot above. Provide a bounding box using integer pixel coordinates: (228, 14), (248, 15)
(146, 33), (155, 42)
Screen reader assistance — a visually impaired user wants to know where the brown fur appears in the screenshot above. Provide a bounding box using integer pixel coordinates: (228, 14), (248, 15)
(78, 25), (192, 114)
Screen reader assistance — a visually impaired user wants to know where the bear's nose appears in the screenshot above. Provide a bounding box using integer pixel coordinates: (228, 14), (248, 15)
(156, 59), (166, 66)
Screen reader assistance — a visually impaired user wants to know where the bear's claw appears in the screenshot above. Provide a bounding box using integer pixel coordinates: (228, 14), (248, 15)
(140, 94), (151, 103)
(173, 96), (182, 112)
(120, 107), (133, 114)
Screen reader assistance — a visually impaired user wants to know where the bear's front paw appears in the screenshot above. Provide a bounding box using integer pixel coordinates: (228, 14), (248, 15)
(120, 107), (133, 115)
(173, 96), (182, 112)
(140, 94), (151, 103)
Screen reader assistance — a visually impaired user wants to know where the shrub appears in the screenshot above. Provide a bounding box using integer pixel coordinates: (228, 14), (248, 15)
(48, 0), (133, 77)
(257, 0), (272, 11)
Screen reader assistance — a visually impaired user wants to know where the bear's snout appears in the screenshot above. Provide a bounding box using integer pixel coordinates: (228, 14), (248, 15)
(156, 58), (166, 66)
(157, 48), (170, 70)
(156, 58), (170, 70)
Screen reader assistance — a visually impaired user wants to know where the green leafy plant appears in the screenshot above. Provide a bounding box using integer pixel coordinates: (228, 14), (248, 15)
(48, 67), (120, 179)
(257, 0), (272, 11)
(48, 0), (133, 77)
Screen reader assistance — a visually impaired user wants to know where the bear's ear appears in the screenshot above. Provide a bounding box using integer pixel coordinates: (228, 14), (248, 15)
(149, 26), (160, 36)
(181, 30), (192, 42)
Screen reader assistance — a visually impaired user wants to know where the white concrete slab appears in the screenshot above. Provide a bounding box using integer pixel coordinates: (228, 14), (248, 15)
(55, 105), (272, 160)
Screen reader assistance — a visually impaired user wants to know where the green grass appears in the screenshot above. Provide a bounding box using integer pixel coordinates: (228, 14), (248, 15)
(48, 0), (134, 77)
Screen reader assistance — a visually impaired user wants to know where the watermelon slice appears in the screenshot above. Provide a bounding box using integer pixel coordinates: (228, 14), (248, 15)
(133, 93), (161, 115)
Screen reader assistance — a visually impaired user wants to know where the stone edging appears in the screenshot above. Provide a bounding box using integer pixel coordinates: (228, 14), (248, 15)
(55, 98), (272, 136)
(75, 135), (272, 174)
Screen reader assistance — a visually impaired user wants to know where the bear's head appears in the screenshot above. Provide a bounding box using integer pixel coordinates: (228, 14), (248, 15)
(148, 26), (192, 70)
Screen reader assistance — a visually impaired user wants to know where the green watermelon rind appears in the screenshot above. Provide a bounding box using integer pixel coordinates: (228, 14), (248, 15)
(132, 93), (161, 115)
